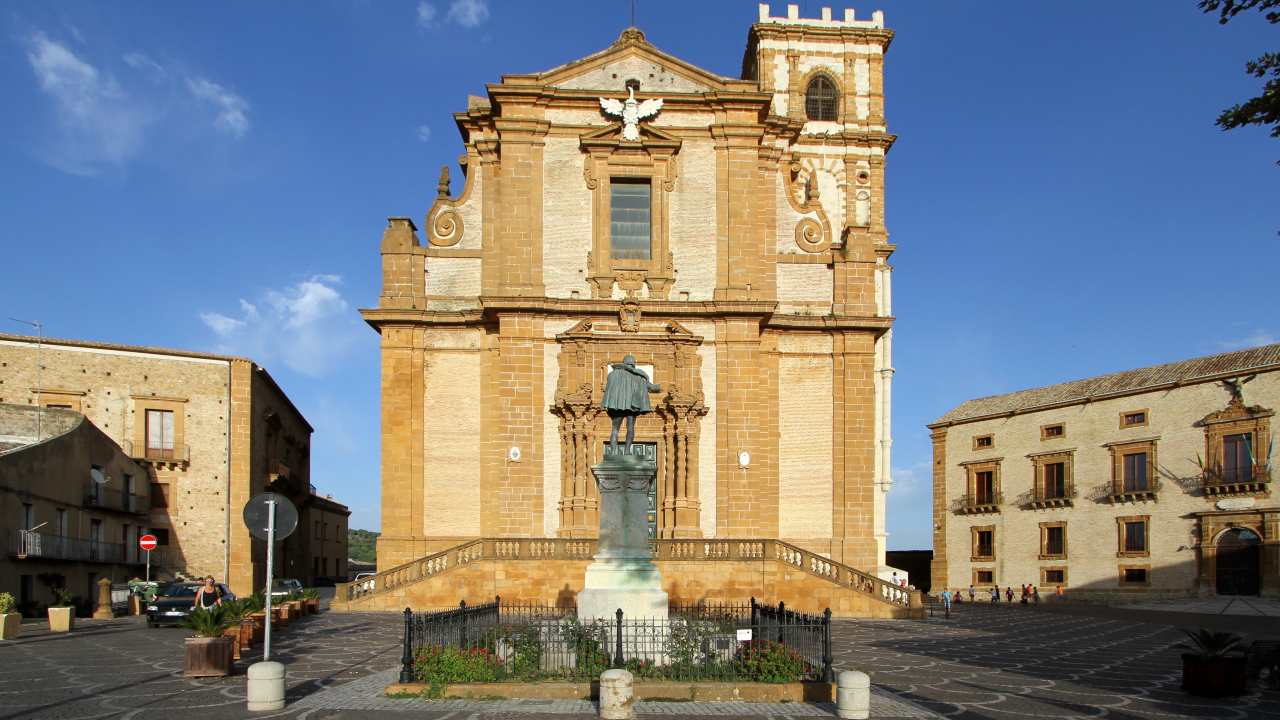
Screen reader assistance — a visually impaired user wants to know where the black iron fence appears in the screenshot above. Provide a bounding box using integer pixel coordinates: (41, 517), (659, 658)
(399, 596), (832, 684)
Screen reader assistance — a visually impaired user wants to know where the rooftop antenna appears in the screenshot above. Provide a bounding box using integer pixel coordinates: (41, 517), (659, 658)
(630, 0), (636, 27)
(9, 317), (43, 442)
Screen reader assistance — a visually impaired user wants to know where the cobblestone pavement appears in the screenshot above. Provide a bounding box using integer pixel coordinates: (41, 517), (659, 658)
(1117, 597), (1280, 617)
(3, 604), (1276, 719)
(835, 601), (1280, 719)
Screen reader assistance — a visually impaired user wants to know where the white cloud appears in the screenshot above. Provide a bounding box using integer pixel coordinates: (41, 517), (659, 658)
(199, 275), (362, 377)
(25, 32), (148, 175)
(123, 52), (166, 82)
(416, 124), (432, 143)
(447, 0), (490, 27)
(199, 312), (245, 336)
(1219, 329), (1278, 351)
(187, 77), (250, 138)
(889, 460), (931, 497)
(416, 1), (438, 27)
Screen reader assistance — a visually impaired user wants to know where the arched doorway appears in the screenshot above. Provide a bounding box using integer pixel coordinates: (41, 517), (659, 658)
(1216, 528), (1261, 596)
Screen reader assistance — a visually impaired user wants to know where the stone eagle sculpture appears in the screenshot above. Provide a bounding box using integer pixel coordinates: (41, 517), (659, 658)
(599, 86), (662, 142)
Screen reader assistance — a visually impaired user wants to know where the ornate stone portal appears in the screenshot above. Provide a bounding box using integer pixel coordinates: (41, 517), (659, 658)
(551, 316), (707, 540)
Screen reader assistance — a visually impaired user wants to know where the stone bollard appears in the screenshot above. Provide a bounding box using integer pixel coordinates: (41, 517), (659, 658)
(599, 668), (635, 720)
(246, 661), (286, 712)
(837, 670), (870, 720)
(92, 578), (113, 620)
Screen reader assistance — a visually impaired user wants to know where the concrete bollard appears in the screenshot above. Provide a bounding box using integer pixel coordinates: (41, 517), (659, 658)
(246, 661), (286, 712)
(837, 670), (870, 720)
(599, 668), (635, 720)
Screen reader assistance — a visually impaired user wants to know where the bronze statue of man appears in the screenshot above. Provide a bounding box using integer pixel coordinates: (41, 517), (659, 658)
(602, 355), (662, 453)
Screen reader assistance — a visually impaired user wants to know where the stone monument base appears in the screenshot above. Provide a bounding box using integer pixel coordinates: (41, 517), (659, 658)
(576, 558), (669, 621)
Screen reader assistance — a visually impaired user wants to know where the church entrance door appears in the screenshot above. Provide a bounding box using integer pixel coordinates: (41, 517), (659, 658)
(1216, 528), (1261, 596)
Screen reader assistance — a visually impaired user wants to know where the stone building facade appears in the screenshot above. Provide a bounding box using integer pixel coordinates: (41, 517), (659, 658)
(365, 4), (898, 579)
(930, 344), (1280, 598)
(0, 404), (150, 612)
(0, 333), (347, 595)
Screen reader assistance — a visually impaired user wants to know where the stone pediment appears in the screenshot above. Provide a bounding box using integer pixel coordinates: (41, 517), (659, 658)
(535, 28), (731, 95)
(579, 121), (682, 152)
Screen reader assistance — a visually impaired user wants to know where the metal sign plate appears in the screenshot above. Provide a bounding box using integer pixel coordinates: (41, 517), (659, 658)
(243, 492), (299, 541)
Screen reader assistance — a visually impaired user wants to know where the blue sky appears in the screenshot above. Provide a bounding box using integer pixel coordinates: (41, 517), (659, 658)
(0, 1), (1274, 549)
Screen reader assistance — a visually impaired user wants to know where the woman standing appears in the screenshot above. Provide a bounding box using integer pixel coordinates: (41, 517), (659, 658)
(194, 576), (223, 610)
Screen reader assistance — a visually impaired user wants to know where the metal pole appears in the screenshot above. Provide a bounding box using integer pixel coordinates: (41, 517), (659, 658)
(399, 607), (414, 684)
(264, 498), (276, 661)
(822, 608), (834, 682)
(146, 549), (151, 583)
(614, 608), (624, 669)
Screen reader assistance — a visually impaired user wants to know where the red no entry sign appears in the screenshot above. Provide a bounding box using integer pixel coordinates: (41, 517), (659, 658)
(139, 534), (158, 552)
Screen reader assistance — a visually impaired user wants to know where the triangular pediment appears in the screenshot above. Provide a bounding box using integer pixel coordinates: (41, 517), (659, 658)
(579, 121), (682, 150)
(533, 28), (735, 94)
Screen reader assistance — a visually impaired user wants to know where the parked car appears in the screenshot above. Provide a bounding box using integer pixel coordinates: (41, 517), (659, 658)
(145, 582), (237, 627)
(353, 572), (375, 592)
(269, 578), (303, 600)
(146, 583), (199, 627)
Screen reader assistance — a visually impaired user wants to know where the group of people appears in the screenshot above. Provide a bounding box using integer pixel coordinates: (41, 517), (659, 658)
(939, 583), (1066, 610)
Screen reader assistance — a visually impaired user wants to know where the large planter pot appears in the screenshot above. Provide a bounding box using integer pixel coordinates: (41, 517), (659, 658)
(248, 613), (265, 640)
(1, 613), (20, 640)
(272, 606), (288, 625)
(1182, 654), (1248, 697)
(221, 626), (242, 660)
(47, 607), (74, 633)
(305, 599), (319, 615)
(184, 636), (235, 677)
(287, 600), (304, 618)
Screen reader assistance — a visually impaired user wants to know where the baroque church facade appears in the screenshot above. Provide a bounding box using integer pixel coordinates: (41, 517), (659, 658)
(364, 4), (897, 580)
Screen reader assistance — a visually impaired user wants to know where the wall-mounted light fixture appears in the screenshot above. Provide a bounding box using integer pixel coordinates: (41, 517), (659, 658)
(737, 451), (751, 469)
(507, 446), (522, 463)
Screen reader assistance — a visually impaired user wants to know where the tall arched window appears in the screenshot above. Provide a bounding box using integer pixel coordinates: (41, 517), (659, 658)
(805, 75), (839, 121)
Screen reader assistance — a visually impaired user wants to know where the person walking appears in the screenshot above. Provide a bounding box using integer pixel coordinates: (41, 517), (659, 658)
(1005, 586), (1013, 603)
(990, 586), (1000, 603)
(194, 576), (223, 610)
(968, 585), (976, 603)
(1020, 584), (1029, 604)
(1056, 584), (1065, 601)
(1033, 586), (1040, 604)
(941, 589), (953, 616)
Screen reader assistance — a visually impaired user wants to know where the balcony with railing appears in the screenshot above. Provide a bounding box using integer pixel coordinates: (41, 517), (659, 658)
(83, 484), (149, 515)
(952, 491), (1002, 515)
(1107, 476), (1161, 504)
(7, 529), (143, 564)
(1027, 482), (1077, 510)
(121, 439), (190, 466)
(1202, 465), (1270, 497)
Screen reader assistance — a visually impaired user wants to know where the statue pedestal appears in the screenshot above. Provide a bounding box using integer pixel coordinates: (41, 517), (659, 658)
(577, 451), (668, 621)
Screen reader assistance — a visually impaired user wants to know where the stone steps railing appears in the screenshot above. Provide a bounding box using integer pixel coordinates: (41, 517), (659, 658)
(337, 537), (910, 609)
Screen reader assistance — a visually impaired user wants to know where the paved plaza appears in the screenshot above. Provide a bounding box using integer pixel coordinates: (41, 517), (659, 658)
(2, 602), (1279, 719)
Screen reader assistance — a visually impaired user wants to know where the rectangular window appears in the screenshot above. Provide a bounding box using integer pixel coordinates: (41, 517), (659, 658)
(975, 471), (995, 504)
(151, 483), (170, 508)
(1041, 423), (1065, 439)
(56, 509), (67, 536)
(1043, 462), (1066, 498)
(1121, 410), (1148, 428)
(973, 528), (994, 559)
(1124, 521), (1147, 553)
(975, 569), (994, 584)
(1044, 525), (1066, 557)
(145, 409), (175, 458)
(1223, 433), (1254, 484)
(22, 503), (34, 530)
(89, 519), (102, 560)
(315, 521), (322, 539)
(609, 179), (652, 260)
(151, 528), (170, 545)
(973, 434), (994, 449)
(1044, 568), (1065, 584)
(1122, 567), (1149, 584)
(1123, 452), (1148, 491)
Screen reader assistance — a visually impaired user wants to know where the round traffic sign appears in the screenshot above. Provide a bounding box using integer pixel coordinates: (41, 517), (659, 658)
(243, 492), (299, 541)
(139, 534), (158, 551)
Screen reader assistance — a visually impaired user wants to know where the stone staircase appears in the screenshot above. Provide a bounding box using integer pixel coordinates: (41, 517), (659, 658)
(332, 538), (923, 619)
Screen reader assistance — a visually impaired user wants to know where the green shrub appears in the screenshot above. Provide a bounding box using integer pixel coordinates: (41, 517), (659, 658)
(413, 645), (502, 684)
(180, 606), (235, 638)
(50, 588), (75, 608)
(733, 640), (808, 683)
(0, 592), (15, 614)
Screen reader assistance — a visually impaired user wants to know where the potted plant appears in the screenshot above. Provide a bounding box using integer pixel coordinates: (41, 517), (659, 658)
(285, 591), (305, 618)
(1179, 628), (1248, 696)
(301, 589), (320, 615)
(0, 592), (20, 640)
(242, 593), (266, 640)
(47, 589), (75, 633)
(180, 606), (236, 677)
(219, 600), (251, 660)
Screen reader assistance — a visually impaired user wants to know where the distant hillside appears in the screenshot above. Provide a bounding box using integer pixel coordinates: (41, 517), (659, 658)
(348, 528), (379, 563)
